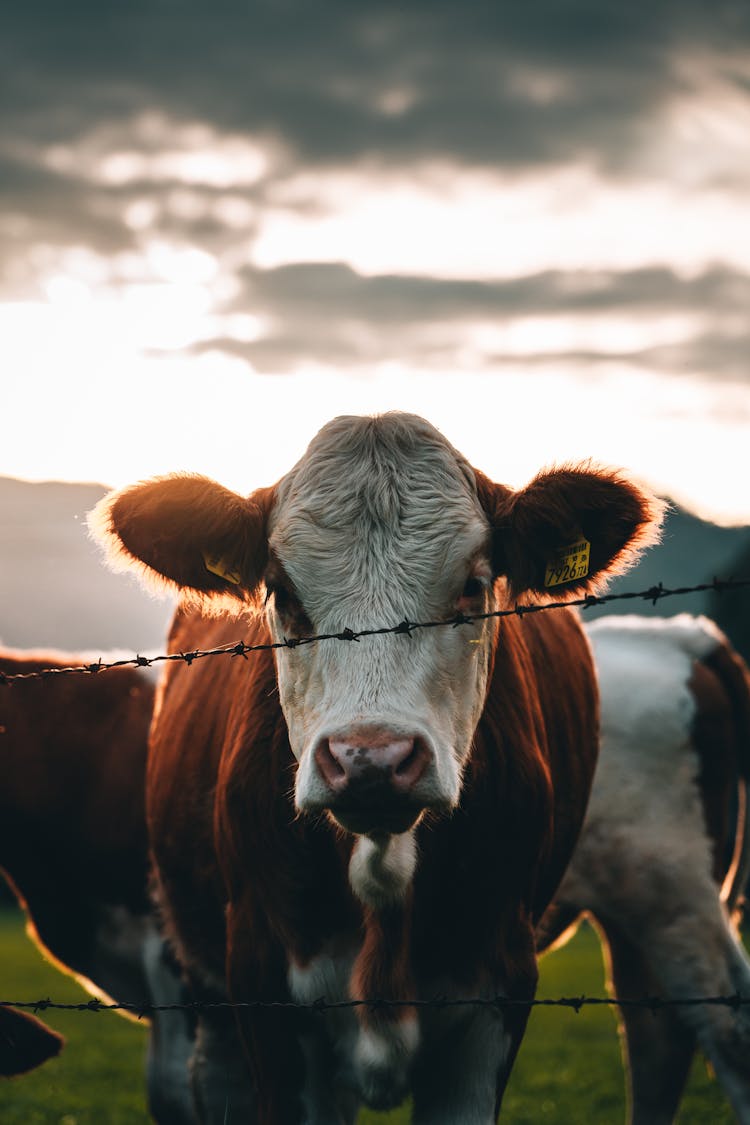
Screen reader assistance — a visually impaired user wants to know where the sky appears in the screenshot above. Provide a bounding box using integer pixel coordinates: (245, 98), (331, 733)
(2, 0), (749, 523)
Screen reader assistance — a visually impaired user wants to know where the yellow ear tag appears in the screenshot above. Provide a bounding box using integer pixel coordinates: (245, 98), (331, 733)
(544, 537), (590, 588)
(203, 553), (242, 586)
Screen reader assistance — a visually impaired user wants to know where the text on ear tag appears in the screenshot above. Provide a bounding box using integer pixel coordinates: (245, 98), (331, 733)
(203, 554), (242, 586)
(544, 538), (590, 588)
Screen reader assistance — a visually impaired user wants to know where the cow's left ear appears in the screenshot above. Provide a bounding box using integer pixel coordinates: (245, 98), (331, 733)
(475, 465), (664, 601)
(89, 474), (274, 611)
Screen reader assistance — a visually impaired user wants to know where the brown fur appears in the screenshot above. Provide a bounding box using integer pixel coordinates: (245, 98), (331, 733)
(475, 465), (663, 601)
(90, 476), (275, 613)
(0, 650), (155, 1076)
(689, 637), (750, 898)
(146, 602), (599, 1122)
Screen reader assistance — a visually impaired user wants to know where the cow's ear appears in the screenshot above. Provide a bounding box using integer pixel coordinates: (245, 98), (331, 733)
(0, 1006), (64, 1076)
(89, 474), (273, 610)
(475, 465), (663, 602)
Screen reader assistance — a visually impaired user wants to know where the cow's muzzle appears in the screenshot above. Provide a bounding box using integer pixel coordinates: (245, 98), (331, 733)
(313, 727), (433, 834)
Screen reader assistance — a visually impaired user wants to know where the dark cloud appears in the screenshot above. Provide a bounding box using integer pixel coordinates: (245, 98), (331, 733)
(3, 0), (749, 297)
(190, 261), (750, 380)
(0, 155), (132, 244)
(4, 1), (750, 170)
(230, 261), (750, 321)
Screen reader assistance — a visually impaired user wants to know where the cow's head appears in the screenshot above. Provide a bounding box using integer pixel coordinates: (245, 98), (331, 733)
(91, 413), (660, 840)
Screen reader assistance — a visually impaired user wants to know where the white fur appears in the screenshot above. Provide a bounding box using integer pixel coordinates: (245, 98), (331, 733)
(265, 414), (497, 819)
(348, 832), (418, 907)
(288, 947), (421, 1114)
(353, 1015), (420, 1110)
(548, 614), (750, 1123)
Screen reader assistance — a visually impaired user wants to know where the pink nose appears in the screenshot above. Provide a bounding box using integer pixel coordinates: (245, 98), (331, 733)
(315, 729), (429, 795)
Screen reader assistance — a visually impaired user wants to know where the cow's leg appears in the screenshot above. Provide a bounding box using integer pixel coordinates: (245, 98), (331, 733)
(411, 957), (534, 1125)
(189, 1007), (256, 1124)
(224, 902), (308, 1125)
(601, 903), (750, 1125)
(700, 926), (750, 1124)
(410, 1004), (520, 1125)
(600, 919), (695, 1125)
(141, 929), (197, 1124)
(640, 919), (750, 1124)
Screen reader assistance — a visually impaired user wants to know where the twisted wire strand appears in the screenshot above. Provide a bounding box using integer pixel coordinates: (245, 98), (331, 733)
(1, 576), (748, 684)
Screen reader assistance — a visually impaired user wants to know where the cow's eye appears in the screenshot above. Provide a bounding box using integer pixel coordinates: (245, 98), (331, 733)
(462, 576), (485, 600)
(265, 581), (313, 635)
(456, 574), (488, 612)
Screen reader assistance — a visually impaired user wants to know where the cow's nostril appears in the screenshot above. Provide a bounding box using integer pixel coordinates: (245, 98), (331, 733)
(392, 738), (429, 790)
(315, 740), (347, 790)
(395, 743), (419, 775)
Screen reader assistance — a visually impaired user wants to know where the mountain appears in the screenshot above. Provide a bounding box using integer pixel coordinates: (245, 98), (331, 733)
(583, 501), (750, 623)
(0, 476), (173, 653)
(1, 476), (749, 658)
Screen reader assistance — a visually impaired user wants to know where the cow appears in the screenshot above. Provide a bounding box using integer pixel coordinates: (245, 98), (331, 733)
(90, 411), (660, 1123)
(0, 648), (193, 1120)
(537, 614), (750, 1124)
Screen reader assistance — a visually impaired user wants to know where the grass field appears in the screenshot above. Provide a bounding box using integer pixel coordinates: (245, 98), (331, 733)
(0, 906), (737, 1123)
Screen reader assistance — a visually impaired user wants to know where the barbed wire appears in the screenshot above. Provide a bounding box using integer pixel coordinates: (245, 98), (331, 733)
(3, 992), (750, 1017)
(1, 575), (749, 685)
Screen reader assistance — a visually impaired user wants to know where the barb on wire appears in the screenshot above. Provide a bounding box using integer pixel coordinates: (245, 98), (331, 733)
(1, 575), (748, 685)
(2, 993), (750, 1016)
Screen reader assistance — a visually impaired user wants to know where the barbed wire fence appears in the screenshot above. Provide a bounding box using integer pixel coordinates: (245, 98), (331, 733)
(2, 573), (750, 1019)
(2, 993), (750, 1019)
(2, 575), (749, 684)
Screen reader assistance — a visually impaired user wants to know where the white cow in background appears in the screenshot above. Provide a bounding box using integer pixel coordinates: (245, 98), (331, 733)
(537, 614), (750, 1124)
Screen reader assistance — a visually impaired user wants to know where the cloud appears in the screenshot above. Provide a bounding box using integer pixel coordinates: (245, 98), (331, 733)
(187, 261), (750, 381)
(230, 260), (750, 320)
(3, 3), (749, 272)
(4, 2), (750, 168)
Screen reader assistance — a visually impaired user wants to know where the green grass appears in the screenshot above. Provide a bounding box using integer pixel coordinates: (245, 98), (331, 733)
(0, 907), (149, 1124)
(0, 907), (738, 1122)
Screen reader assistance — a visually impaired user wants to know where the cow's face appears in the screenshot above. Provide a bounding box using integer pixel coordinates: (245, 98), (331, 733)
(264, 415), (497, 833)
(91, 412), (661, 839)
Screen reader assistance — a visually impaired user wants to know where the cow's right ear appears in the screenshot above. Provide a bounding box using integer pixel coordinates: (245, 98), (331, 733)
(88, 474), (273, 609)
(475, 464), (662, 602)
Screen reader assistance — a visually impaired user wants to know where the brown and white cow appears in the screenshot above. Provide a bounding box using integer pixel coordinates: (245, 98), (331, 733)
(0, 649), (193, 1121)
(91, 412), (660, 1123)
(537, 614), (750, 1124)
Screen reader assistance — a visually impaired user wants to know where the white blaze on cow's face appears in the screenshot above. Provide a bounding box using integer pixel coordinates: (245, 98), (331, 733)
(263, 414), (497, 835)
(91, 410), (661, 843)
